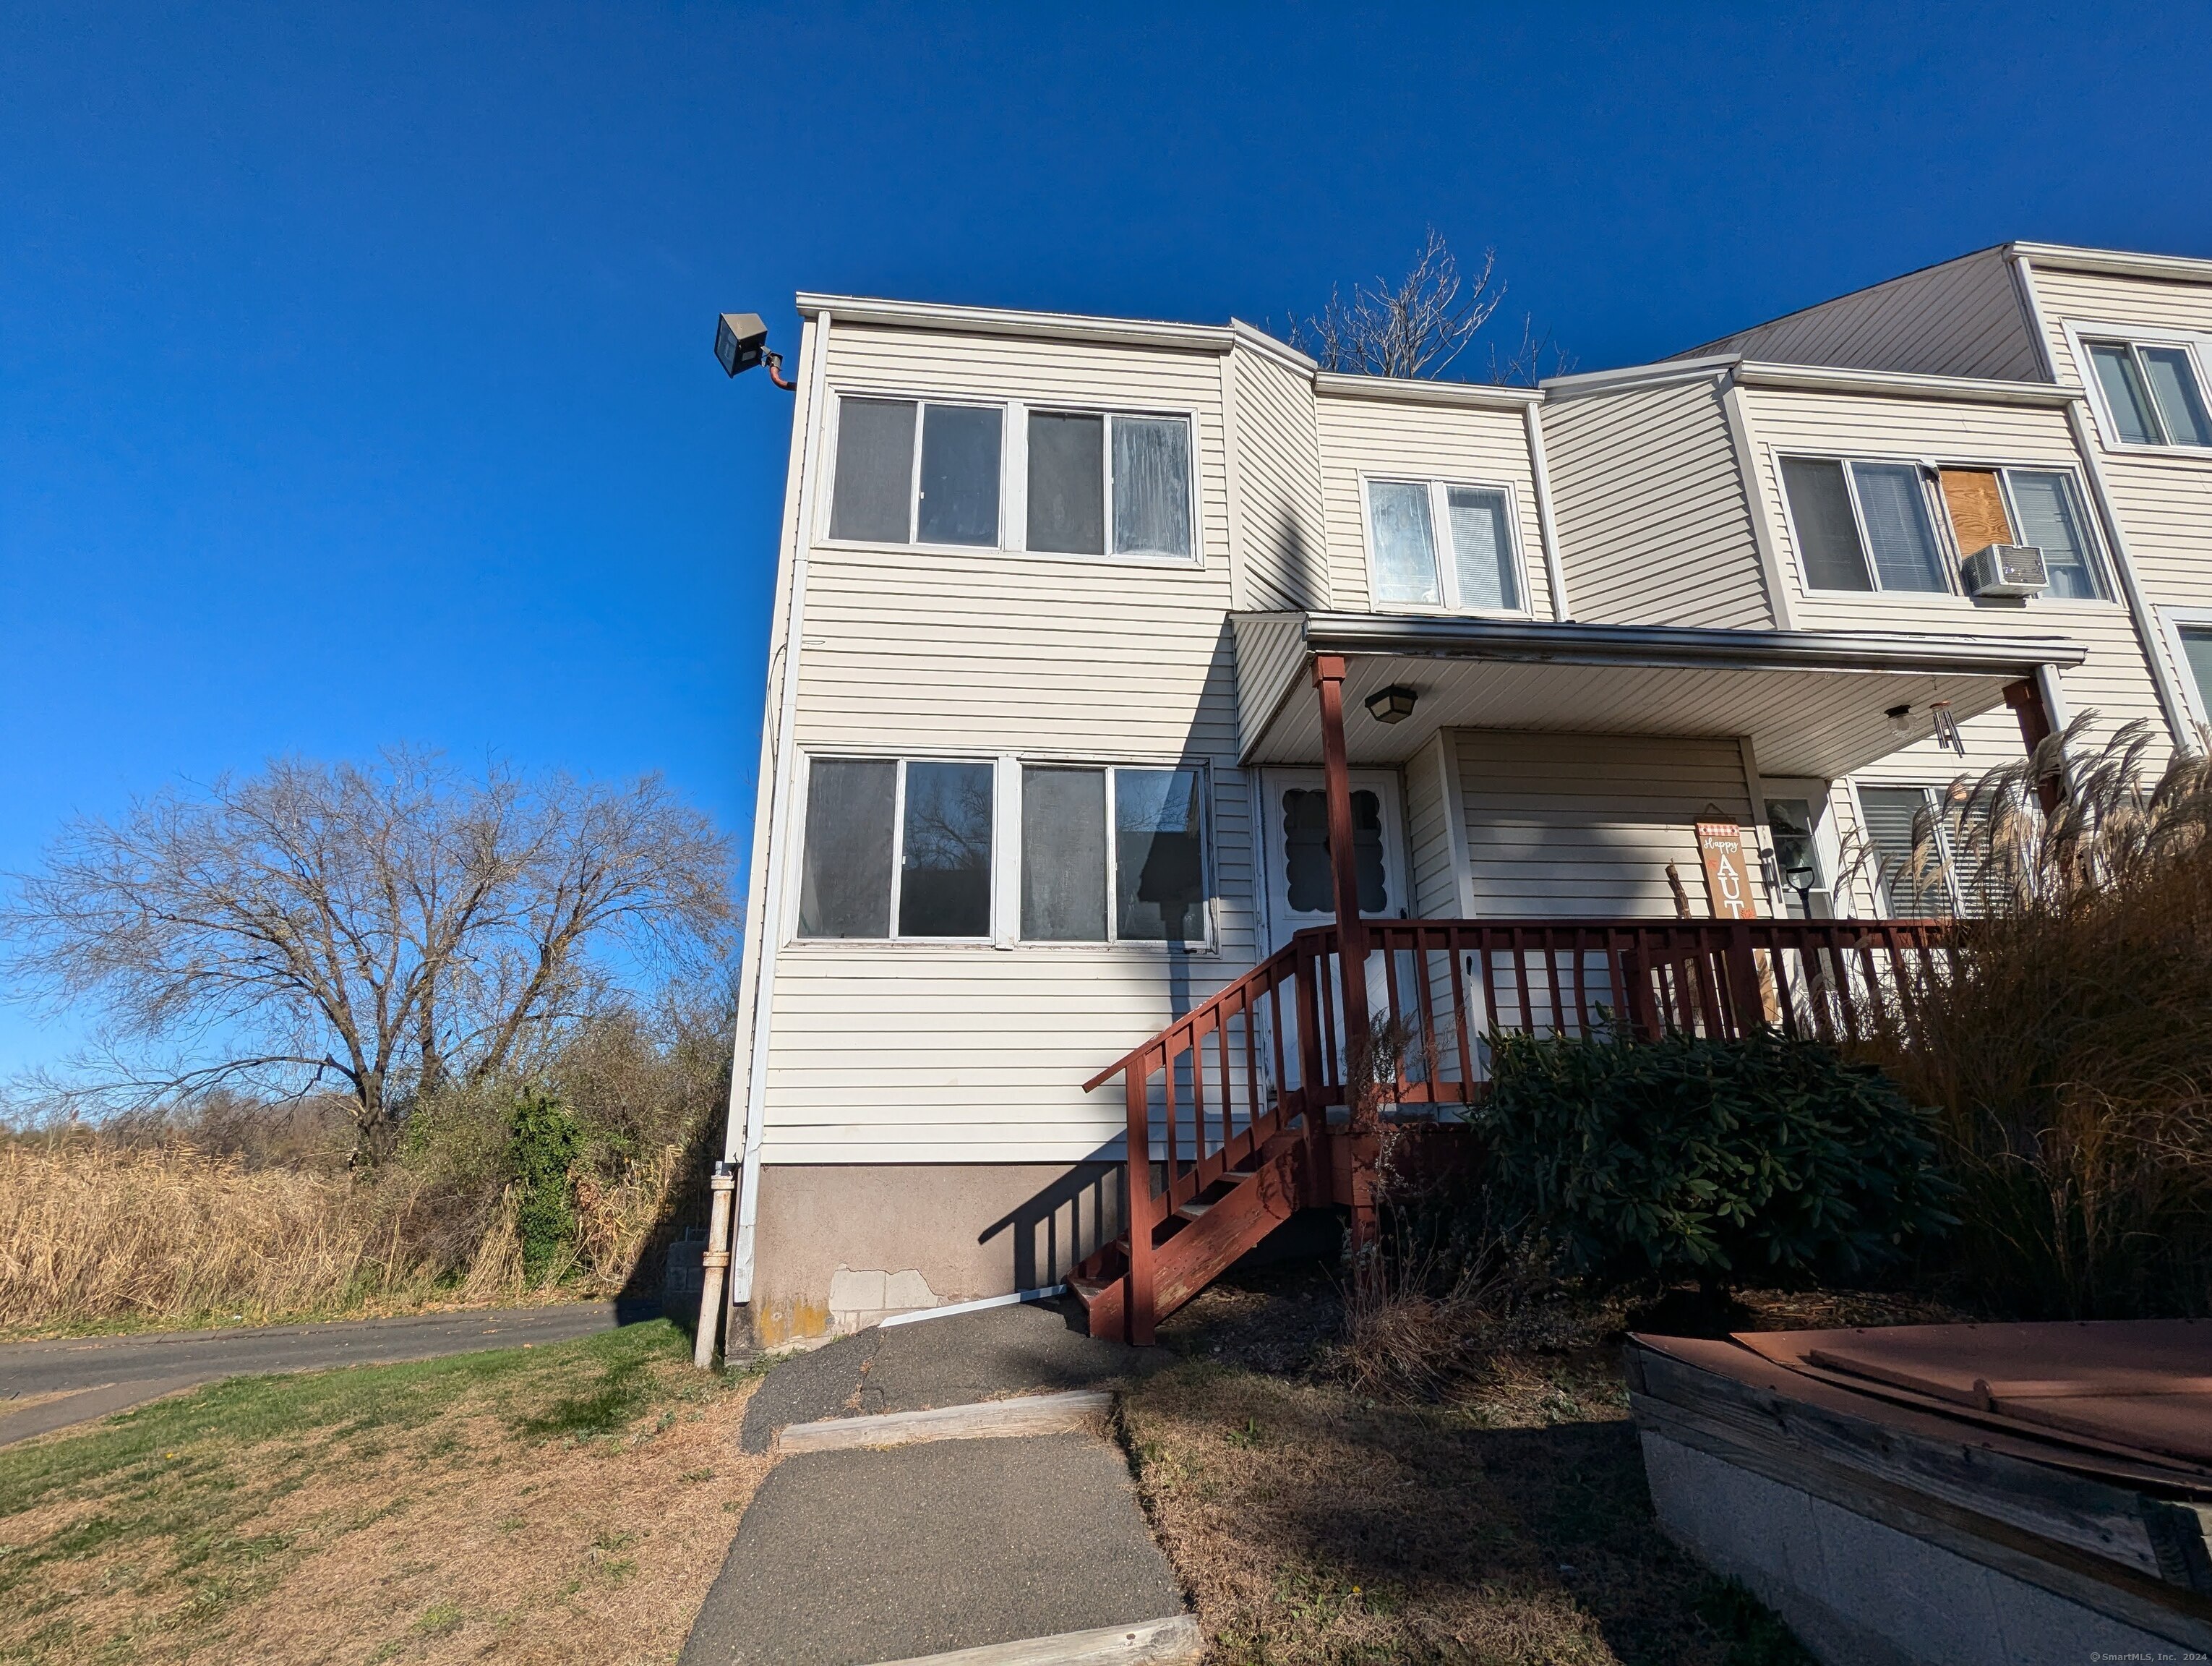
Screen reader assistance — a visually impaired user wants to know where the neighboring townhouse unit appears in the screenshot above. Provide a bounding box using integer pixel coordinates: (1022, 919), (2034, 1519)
(701, 247), (2201, 1354)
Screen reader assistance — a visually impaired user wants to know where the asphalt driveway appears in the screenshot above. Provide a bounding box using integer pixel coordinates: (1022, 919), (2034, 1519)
(0, 1300), (649, 1445)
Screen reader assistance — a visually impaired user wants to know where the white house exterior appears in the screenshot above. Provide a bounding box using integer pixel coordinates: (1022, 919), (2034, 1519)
(707, 244), (2206, 1351)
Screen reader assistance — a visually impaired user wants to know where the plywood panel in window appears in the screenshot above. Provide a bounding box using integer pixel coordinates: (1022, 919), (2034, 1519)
(1939, 468), (2013, 555)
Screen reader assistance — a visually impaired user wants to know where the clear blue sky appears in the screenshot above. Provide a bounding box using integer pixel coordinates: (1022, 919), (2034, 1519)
(4, 2), (2209, 1072)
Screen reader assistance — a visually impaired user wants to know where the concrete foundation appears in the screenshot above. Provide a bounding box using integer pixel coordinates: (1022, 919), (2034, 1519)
(1641, 1432), (2185, 1666)
(742, 1161), (1124, 1347)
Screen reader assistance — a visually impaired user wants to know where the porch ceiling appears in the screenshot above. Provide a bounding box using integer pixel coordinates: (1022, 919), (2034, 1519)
(1235, 612), (2088, 779)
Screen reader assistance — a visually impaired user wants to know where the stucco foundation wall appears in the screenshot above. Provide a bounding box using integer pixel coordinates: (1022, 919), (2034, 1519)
(744, 1161), (1124, 1346)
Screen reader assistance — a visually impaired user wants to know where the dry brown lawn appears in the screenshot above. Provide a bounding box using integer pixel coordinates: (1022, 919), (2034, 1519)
(0, 1320), (764, 1665)
(1126, 1272), (1821, 1666)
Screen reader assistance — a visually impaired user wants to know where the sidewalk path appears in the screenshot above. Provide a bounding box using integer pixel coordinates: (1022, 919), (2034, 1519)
(687, 1300), (1199, 1666)
(0, 1300), (649, 1445)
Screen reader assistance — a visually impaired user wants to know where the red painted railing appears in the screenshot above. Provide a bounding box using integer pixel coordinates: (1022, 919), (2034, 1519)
(1081, 916), (1950, 1336)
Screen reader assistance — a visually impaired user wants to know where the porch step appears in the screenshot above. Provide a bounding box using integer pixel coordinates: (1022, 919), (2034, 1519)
(1072, 1132), (1312, 1341)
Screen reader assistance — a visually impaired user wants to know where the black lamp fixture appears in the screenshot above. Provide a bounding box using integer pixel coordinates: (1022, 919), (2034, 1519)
(1365, 685), (1418, 725)
(714, 312), (797, 390)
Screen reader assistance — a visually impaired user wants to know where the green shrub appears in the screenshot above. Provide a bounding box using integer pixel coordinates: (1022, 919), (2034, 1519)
(1483, 1028), (1952, 1290)
(508, 1090), (583, 1283)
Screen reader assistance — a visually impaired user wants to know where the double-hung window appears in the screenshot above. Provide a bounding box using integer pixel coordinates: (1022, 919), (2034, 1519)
(2085, 338), (2212, 450)
(828, 397), (1003, 546)
(1779, 458), (1950, 594)
(797, 757), (996, 940)
(1020, 764), (1208, 944)
(1026, 410), (1193, 560)
(1364, 478), (1523, 612)
(1934, 466), (2106, 601)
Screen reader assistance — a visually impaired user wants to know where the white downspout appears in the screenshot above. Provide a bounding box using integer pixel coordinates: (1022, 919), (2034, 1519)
(2008, 252), (2195, 753)
(698, 307), (831, 1366)
(1523, 401), (1571, 622)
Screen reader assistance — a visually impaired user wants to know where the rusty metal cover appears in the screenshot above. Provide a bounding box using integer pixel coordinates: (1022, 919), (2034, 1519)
(1729, 1320), (2212, 1466)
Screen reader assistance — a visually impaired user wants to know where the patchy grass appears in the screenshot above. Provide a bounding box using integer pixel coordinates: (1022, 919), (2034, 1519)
(0, 1320), (767, 1664)
(1127, 1267), (1815, 1665)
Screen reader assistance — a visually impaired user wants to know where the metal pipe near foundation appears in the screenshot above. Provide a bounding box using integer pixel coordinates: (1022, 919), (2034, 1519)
(693, 1163), (737, 1369)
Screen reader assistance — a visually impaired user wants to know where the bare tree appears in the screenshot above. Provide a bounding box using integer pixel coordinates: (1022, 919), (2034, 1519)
(1, 751), (734, 1163)
(1488, 312), (1577, 387)
(1293, 228), (1506, 381)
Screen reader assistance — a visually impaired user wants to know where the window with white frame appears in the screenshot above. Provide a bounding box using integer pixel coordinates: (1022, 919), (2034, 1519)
(2169, 615), (2212, 732)
(1779, 457), (1950, 594)
(827, 397), (1003, 547)
(1934, 465), (2107, 601)
(1363, 478), (1523, 611)
(1021, 764), (1208, 944)
(1858, 784), (1999, 919)
(797, 757), (996, 939)
(2085, 338), (2212, 449)
(795, 756), (1212, 946)
(1026, 411), (1193, 560)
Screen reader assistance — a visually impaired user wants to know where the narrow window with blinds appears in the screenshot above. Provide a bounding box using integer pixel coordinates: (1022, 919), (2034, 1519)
(1858, 786), (1953, 918)
(1781, 457), (1947, 595)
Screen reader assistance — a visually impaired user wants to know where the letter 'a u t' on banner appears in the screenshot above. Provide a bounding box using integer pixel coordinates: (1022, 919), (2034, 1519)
(1694, 821), (1759, 920)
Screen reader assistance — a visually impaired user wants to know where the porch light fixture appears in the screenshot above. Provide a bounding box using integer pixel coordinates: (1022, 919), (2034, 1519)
(1885, 703), (1913, 737)
(1365, 685), (1418, 725)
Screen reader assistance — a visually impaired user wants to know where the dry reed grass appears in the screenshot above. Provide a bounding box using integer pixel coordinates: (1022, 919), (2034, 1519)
(0, 1132), (690, 1333)
(1864, 720), (2212, 1317)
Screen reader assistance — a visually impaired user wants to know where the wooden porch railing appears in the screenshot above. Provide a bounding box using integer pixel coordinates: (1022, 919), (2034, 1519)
(1081, 916), (1949, 1339)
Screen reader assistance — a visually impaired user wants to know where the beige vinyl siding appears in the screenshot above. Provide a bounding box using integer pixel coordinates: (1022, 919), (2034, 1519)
(1683, 248), (2043, 382)
(766, 322), (1257, 1165)
(1229, 343), (1329, 610)
(1404, 737), (1459, 918)
(1229, 611), (1308, 761)
(2028, 268), (2212, 708)
(1743, 383), (2172, 779)
(1541, 377), (1775, 628)
(1452, 730), (1768, 918)
(1313, 391), (1551, 616)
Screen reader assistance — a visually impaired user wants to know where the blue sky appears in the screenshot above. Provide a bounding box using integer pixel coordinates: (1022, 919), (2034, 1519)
(4, 1), (2210, 1072)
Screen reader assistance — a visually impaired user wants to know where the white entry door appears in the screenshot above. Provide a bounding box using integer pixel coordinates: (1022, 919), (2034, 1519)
(1259, 769), (1408, 952)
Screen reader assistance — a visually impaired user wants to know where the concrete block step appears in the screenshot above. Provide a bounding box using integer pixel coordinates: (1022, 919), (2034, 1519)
(774, 1389), (1113, 1454)
(871, 1614), (1201, 1665)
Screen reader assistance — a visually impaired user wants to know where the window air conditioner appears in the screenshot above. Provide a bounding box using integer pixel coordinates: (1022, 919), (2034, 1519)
(1960, 543), (2049, 598)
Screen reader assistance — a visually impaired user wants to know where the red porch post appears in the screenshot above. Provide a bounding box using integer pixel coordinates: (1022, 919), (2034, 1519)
(2002, 676), (2064, 816)
(1312, 654), (1381, 1268)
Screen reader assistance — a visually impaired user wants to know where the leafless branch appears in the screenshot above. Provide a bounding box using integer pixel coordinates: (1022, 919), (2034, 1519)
(0, 748), (735, 1163)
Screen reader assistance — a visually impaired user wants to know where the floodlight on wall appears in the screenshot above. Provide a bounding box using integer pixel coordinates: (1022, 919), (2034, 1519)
(714, 312), (796, 390)
(1365, 685), (1418, 725)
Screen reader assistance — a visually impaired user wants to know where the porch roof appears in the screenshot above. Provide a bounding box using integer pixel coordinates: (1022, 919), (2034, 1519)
(1230, 611), (2088, 779)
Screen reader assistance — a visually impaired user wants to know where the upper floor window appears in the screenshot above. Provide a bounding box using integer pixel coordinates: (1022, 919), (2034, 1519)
(1778, 458), (1948, 594)
(824, 393), (1197, 562)
(828, 398), (1003, 547)
(1027, 411), (1193, 560)
(1364, 478), (1523, 612)
(1936, 466), (2105, 601)
(2085, 338), (2212, 449)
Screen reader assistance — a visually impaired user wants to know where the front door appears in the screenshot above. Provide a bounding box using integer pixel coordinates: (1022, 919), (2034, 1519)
(1259, 769), (1408, 952)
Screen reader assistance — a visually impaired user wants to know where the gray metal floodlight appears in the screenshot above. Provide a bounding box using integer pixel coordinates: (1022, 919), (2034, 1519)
(715, 312), (770, 377)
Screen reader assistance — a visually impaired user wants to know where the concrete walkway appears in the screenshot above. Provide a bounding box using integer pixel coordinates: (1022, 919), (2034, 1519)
(687, 1300), (1199, 1666)
(0, 1299), (648, 1445)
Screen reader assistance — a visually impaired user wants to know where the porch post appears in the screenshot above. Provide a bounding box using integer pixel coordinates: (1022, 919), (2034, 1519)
(2002, 677), (2063, 816)
(1311, 654), (1372, 1075)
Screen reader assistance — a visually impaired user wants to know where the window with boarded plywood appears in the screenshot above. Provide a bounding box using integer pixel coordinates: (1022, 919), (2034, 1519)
(1938, 469), (2012, 555)
(1937, 466), (2106, 602)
